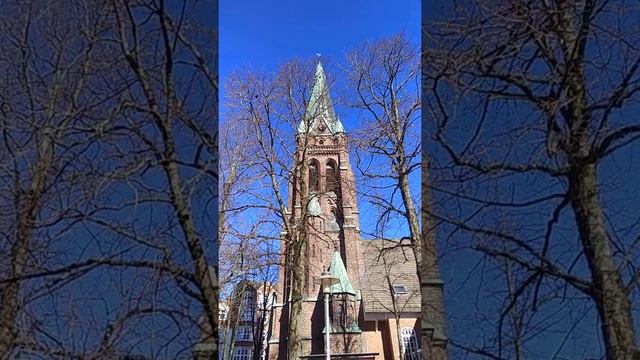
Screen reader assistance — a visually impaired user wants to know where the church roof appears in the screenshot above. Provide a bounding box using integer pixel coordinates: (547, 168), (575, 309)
(297, 61), (345, 135)
(327, 251), (356, 294)
(359, 239), (421, 315)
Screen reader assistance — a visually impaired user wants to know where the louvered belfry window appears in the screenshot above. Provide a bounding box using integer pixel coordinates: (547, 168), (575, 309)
(309, 160), (319, 192)
(325, 160), (338, 193)
(335, 303), (346, 328)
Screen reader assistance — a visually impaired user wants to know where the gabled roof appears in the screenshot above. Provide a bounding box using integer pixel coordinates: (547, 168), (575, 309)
(297, 61), (345, 135)
(359, 239), (421, 314)
(327, 251), (356, 294)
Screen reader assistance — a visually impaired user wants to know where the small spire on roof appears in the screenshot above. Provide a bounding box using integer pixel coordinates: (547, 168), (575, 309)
(327, 251), (355, 294)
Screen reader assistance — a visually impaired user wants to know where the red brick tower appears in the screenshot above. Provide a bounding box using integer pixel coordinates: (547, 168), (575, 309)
(267, 61), (369, 359)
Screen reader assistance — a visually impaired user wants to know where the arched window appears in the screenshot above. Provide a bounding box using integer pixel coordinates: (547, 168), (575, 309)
(325, 160), (338, 193)
(401, 327), (420, 360)
(348, 302), (356, 324)
(335, 303), (346, 328)
(309, 160), (319, 192)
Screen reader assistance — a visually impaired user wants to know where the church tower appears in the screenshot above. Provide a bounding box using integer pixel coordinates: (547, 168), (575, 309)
(294, 61), (363, 302)
(265, 60), (444, 360)
(268, 61), (369, 359)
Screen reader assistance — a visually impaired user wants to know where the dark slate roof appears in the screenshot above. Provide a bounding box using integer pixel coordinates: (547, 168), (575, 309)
(359, 239), (421, 315)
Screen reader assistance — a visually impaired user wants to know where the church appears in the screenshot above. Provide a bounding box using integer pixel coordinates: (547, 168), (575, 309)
(264, 62), (447, 360)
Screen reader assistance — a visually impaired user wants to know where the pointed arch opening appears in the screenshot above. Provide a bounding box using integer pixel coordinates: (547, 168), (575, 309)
(335, 303), (346, 328)
(309, 159), (320, 193)
(325, 159), (339, 193)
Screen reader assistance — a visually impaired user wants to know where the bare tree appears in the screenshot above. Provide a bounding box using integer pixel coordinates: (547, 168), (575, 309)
(347, 33), (422, 266)
(218, 106), (267, 359)
(426, 1), (640, 359)
(220, 280), (252, 360)
(110, 0), (219, 356)
(346, 33), (448, 357)
(0, 1), (218, 358)
(224, 59), (326, 359)
(218, 208), (277, 360)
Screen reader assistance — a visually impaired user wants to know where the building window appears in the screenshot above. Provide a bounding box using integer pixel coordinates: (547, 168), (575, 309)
(233, 347), (252, 360)
(241, 291), (255, 321)
(241, 307), (254, 321)
(325, 160), (338, 193)
(237, 326), (253, 341)
(309, 160), (319, 192)
(393, 285), (408, 295)
(335, 303), (346, 328)
(348, 302), (356, 325)
(219, 308), (227, 321)
(243, 292), (254, 306)
(401, 327), (420, 360)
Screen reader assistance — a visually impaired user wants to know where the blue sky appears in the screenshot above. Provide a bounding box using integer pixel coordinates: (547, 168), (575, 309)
(422, 1), (640, 358)
(219, 0), (421, 239)
(219, 1), (639, 358)
(220, 0), (419, 78)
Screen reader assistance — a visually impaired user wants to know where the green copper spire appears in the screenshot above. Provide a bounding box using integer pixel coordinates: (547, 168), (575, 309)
(322, 250), (362, 334)
(327, 251), (355, 294)
(297, 61), (345, 135)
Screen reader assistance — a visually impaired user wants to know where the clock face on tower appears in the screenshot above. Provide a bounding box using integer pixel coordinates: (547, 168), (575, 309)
(316, 123), (326, 132)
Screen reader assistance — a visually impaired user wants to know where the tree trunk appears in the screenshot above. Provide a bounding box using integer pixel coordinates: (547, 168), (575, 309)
(399, 173), (423, 275)
(161, 128), (219, 355)
(0, 135), (53, 358)
(420, 159), (448, 359)
(287, 231), (306, 360)
(569, 163), (639, 360)
(0, 217), (29, 358)
(224, 324), (238, 360)
(560, 1), (638, 355)
(286, 142), (310, 360)
(396, 317), (404, 360)
(116, 3), (220, 348)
